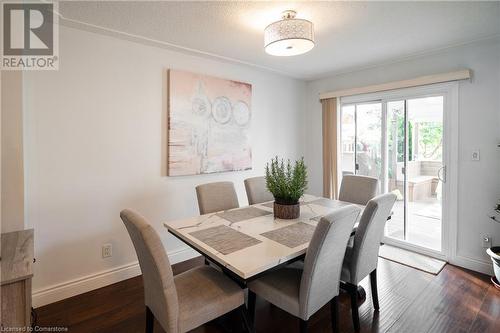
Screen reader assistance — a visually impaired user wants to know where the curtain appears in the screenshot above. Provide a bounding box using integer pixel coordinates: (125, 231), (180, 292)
(321, 98), (338, 199)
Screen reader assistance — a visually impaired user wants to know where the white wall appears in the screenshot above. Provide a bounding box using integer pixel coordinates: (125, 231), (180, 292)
(304, 38), (500, 274)
(24, 25), (306, 306)
(1, 71), (25, 233)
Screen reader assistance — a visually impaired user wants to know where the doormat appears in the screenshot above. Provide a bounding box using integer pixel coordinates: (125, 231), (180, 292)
(378, 244), (446, 275)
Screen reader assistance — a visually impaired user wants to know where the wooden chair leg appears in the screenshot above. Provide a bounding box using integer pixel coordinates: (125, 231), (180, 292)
(300, 319), (308, 333)
(145, 306), (154, 333)
(239, 305), (255, 333)
(330, 296), (339, 333)
(349, 285), (360, 331)
(370, 269), (380, 310)
(247, 290), (256, 323)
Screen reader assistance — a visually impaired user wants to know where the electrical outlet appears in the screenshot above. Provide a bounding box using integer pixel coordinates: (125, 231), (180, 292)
(481, 235), (491, 248)
(471, 150), (480, 161)
(102, 243), (112, 258)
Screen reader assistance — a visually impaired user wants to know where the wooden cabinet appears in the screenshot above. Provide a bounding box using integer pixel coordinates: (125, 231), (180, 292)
(1, 229), (34, 329)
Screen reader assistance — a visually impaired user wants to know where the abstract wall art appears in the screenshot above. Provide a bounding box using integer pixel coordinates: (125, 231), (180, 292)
(167, 69), (252, 176)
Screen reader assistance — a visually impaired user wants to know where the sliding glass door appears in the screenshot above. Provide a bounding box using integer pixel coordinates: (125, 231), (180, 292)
(356, 103), (383, 180)
(340, 102), (382, 180)
(341, 91), (446, 254)
(406, 96), (444, 251)
(385, 100), (406, 241)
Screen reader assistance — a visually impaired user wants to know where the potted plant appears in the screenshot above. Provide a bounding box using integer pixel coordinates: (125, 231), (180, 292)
(265, 156), (308, 219)
(487, 247), (500, 288)
(487, 201), (500, 288)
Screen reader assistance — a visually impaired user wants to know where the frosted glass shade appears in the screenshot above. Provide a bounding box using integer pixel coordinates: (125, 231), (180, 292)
(264, 18), (314, 56)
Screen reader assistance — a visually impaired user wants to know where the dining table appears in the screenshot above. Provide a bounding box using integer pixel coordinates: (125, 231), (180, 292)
(163, 194), (366, 288)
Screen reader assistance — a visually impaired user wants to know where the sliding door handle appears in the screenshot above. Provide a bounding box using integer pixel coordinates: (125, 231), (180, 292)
(437, 166), (446, 183)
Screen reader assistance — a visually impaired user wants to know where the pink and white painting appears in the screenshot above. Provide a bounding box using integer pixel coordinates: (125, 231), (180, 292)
(167, 69), (252, 176)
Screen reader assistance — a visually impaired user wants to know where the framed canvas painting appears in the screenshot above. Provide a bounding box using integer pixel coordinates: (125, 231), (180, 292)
(167, 69), (252, 176)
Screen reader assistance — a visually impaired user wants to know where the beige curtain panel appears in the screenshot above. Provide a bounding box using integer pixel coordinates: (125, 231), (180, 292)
(321, 97), (338, 199)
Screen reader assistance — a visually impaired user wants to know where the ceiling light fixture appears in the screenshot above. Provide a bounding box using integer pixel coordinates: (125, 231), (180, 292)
(264, 10), (314, 56)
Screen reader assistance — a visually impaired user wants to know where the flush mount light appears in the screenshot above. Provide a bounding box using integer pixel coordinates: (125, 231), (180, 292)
(264, 10), (314, 56)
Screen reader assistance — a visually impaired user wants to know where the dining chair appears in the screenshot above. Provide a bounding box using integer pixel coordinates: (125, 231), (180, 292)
(120, 209), (251, 333)
(338, 175), (379, 205)
(244, 176), (274, 205)
(195, 181), (239, 215)
(247, 205), (361, 333)
(340, 193), (397, 331)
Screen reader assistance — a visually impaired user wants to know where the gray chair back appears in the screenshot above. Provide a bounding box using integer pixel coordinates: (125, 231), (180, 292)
(339, 175), (379, 205)
(299, 205), (361, 319)
(349, 193), (397, 284)
(244, 176), (274, 205)
(120, 209), (179, 332)
(195, 181), (239, 214)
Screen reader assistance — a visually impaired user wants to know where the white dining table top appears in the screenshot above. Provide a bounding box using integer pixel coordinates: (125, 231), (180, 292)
(163, 194), (364, 280)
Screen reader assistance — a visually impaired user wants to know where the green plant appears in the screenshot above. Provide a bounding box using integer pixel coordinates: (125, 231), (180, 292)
(419, 122), (443, 160)
(265, 156), (308, 204)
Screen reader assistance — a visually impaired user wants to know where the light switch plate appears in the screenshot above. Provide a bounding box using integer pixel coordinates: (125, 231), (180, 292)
(471, 150), (480, 161)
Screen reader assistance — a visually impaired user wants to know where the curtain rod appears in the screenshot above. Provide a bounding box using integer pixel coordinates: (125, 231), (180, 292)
(319, 69), (471, 100)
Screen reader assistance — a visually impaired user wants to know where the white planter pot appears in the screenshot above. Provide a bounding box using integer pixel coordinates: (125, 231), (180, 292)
(486, 246), (500, 282)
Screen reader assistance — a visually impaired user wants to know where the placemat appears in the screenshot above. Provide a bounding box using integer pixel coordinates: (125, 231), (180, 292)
(189, 225), (261, 255)
(379, 245), (446, 275)
(306, 198), (351, 209)
(217, 206), (272, 223)
(260, 222), (316, 248)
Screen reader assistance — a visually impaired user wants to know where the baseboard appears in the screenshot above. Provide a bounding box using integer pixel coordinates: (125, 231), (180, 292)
(32, 247), (199, 308)
(449, 254), (493, 276)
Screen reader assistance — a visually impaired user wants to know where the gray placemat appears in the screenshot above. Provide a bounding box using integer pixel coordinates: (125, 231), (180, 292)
(306, 198), (351, 209)
(260, 222), (316, 248)
(310, 214), (362, 225)
(217, 206), (271, 223)
(306, 200), (361, 223)
(189, 225), (261, 255)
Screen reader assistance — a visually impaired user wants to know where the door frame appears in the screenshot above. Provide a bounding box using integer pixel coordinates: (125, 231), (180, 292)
(340, 82), (459, 261)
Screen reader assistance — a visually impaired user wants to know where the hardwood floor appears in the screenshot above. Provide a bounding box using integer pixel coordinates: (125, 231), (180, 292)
(35, 257), (500, 333)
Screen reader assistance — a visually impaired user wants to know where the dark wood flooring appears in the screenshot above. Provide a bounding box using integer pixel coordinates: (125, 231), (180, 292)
(35, 256), (500, 333)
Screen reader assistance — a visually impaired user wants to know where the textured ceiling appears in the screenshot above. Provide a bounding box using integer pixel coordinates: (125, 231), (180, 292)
(59, 1), (500, 80)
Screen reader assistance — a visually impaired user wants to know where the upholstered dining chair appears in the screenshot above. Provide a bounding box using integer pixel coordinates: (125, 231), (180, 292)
(340, 193), (397, 331)
(247, 205), (361, 333)
(338, 175), (379, 205)
(120, 209), (251, 333)
(244, 176), (274, 205)
(195, 181), (239, 215)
